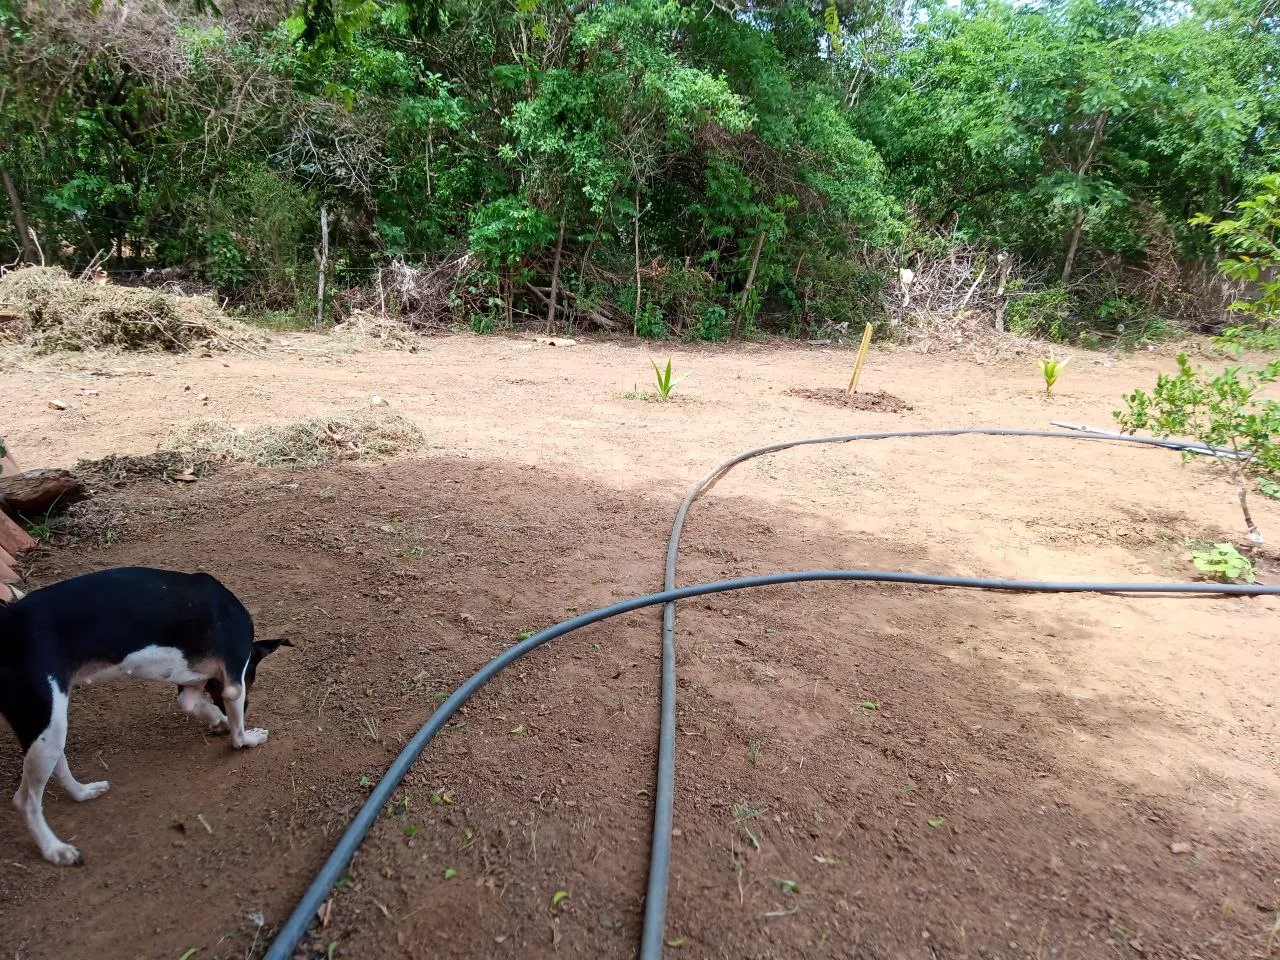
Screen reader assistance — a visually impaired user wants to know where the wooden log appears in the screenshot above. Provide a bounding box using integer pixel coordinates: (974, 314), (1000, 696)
(0, 468), (88, 518)
(0, 511), (35, 554)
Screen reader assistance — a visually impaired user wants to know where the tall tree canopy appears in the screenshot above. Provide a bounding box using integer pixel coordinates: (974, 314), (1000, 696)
(1, 0), (1277, 339)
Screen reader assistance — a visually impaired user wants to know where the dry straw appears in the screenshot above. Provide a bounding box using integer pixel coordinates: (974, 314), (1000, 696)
(0, 266), (263, 354)
(165, 412), (425, 468)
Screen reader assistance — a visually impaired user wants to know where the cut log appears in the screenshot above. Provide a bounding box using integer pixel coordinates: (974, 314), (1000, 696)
(0, 511), (35, 554)
(0, 469), (88, 518)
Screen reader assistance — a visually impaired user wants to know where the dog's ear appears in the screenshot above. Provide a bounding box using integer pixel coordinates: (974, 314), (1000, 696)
(252, 637), (292, 660)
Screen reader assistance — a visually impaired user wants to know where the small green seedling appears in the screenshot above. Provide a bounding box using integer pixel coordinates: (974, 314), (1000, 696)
(1261, 479), (1280, 500)
(550, 890), (570, 912)
(1037, 354), (1068, 396)
(776, 878), (801, 894)
(1191, 543), (1255, 584)
(443, 867), (458, 879)
(651, 357), (681, 399)
(928, 816), (947, 828)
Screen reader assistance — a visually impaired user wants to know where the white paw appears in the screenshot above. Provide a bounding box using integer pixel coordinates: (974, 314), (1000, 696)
(232, 728), (269, 749)
(209, 715), (229, 733)
(43, 842), (84, 867)
(73, 781), (110, 802)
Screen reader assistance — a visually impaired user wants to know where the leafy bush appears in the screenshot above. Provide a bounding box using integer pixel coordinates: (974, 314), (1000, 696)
(1116, 354), (1280, 543)
(1006, 285), (1079, 342)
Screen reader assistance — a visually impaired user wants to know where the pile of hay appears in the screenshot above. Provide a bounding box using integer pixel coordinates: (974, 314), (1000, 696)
(0, 266), (263, 354)
(165, 411), (425, 468)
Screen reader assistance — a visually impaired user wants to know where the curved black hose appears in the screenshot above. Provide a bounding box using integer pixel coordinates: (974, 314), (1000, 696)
(264, 426), (1249, 960)
(263, 573), (1278, 960)
(638, 426), (1234, 959)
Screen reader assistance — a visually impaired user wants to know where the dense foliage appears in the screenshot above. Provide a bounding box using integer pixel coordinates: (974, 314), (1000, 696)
(1, 0), (1277, 340)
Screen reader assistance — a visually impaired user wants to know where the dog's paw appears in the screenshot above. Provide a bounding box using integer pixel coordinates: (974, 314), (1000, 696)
(72, 780), (110, 802)
(43, 842), (84, 867)
(232, 728), (269, 749)
(208, 715), (229, 734)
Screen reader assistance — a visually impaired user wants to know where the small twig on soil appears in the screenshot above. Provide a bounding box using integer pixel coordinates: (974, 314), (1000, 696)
(196, 813), (214, 834)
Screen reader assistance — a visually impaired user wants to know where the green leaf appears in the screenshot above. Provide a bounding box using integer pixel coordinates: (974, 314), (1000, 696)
(928, 817), (946, 828)
(551, 889), (569, 911)
(444, 867), (458, 879)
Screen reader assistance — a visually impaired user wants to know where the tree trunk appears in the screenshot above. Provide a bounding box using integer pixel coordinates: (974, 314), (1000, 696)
(732, 230), (767, 339)
(2, 167), (36, 264)
(315, 205), (329, 328)
(993, 253), (1012, 332)
(1232, 453), (1264, 544)
(1060, 111), (1109, 284)
(546, 212), (567, 333)
(633, 187), (642, 334)
(1061, 205), (1087, 284)
(0, 469), (88, 519)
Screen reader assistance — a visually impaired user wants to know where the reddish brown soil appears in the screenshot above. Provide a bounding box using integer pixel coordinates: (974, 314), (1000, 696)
(0, 336), (1277, 960)
(786, 386), (912, 412)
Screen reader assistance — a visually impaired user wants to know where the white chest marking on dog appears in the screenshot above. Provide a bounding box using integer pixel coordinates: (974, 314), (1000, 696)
(76, 646), (208, 686)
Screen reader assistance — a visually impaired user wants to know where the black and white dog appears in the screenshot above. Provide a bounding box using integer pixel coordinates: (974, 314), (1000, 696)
(0, 567), (290, 865)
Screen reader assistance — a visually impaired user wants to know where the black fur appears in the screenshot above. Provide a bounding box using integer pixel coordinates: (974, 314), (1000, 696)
(0, 567), (290, 747)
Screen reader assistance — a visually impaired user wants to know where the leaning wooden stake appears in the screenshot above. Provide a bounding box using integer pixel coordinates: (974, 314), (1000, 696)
(847, 323), (874, 394)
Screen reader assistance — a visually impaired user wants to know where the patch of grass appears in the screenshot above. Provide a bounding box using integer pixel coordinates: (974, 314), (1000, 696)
(247, 309), (315, 332)
(748, 740), (760, 768)
(165, 410), (424, 468)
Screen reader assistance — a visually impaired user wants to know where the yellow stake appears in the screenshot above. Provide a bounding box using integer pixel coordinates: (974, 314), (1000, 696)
(847, 323), (874, 394)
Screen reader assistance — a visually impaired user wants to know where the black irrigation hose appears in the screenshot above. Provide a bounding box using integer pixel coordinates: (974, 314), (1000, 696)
(264, 570), (1278, 960)
(638, 426), (1239, 959)
(264, 427), (1255, 960)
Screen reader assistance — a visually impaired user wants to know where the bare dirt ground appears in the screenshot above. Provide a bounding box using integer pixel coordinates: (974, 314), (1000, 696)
(1, 335), (1278, 960)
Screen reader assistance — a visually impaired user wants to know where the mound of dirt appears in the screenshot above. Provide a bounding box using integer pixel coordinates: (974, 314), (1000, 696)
(786, 386), (912, 412)
(0, 266), (262, 354)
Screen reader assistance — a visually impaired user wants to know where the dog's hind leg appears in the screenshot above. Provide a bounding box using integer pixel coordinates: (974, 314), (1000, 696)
(13, 679), (84, 865)
(177, 684), (229, 733)
(54, 753), (110, 803)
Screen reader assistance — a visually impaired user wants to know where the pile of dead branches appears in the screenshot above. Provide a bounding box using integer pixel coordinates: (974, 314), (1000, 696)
(335, 256), (481, 328)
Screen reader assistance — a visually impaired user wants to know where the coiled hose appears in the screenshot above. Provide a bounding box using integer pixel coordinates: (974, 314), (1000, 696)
(264, 427), (1273, 960)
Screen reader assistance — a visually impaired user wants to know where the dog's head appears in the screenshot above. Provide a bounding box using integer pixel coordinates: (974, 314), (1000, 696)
(245, 637), (293, 691)
(210, 637), (293, 712)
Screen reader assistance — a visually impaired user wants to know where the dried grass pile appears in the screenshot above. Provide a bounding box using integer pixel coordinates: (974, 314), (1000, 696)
(165, 411), (425, 468)
(330, 311), (423, 351)
(0, 266), (263, 354)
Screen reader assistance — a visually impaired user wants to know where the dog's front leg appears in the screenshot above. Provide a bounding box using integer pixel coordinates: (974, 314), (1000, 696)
(223, 683), (268, 749)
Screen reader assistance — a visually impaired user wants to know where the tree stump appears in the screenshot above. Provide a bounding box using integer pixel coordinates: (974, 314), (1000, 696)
(0, 469), (88, 518)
